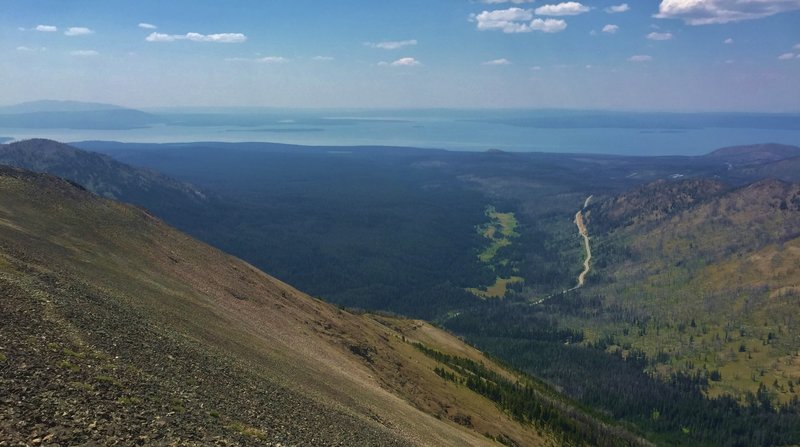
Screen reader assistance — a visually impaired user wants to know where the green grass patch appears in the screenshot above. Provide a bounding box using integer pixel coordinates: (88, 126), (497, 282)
(469, 206), (524, 298)
(468, 276), (524, 299)
(229, 421), (268, 440)
(95, 374), (120, 386)
(476, 206), (519, 264)
(116, 396), (142, 406)
(171, 397), (186, 413)
(69, 381), (94, 392)
(63, 348), (86, 359)
(57, 360), (79, 372)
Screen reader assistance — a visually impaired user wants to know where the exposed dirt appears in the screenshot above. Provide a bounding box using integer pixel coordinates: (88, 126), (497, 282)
(574, 208), (592, 289)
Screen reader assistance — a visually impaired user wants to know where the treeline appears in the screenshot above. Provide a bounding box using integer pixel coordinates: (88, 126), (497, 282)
(414, 343), (649, 447)
(443, 298), (800, 446)
(465, 335), (800, 447)
(442, 301), (583, 343)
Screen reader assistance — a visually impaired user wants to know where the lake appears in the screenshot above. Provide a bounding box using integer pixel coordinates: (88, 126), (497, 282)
(2, 109), (799, 156)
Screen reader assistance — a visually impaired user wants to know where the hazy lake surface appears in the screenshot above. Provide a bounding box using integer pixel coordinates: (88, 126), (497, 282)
(3, 109), (799, 156)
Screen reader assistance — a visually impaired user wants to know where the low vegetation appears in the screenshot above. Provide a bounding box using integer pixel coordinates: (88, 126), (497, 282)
(468, 206), (525, 299)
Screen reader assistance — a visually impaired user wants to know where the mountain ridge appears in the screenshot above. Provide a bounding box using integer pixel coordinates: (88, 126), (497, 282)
(0, 102), (156, 130)
(0, 100), (135, 114)
(586, 175), (800, 403)
(704, 143), (800, 166)
(0, 164), (645, 446)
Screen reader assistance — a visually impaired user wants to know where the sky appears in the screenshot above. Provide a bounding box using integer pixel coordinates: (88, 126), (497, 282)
(1, 0), (799, 111)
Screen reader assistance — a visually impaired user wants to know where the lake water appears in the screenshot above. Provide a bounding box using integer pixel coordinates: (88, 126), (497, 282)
(2, 109), (800, 156)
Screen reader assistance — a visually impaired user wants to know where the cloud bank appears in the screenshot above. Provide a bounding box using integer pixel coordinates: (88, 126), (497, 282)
(366, 39), (417, 50)
(379, 57), (421, 67)
(146, 32), (247, 43)
(481, 0), (534, 3)
(70, 50), (98, 56)
(602, 24), (619, 33)
(535, 2), (590, 16)
(472, 8), (567, 33)
(606, 4), (630, 13)
(656, 0), (800, 25)
(647, 32), (673, 40)
(65, 27), (93, 36)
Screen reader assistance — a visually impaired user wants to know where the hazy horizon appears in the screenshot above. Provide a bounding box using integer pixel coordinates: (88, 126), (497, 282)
(3, 99), (800, 115)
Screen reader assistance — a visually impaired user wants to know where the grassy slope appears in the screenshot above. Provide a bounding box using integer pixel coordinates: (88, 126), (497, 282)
(0, 166), (565, 446)
(584, 179), (800, 403)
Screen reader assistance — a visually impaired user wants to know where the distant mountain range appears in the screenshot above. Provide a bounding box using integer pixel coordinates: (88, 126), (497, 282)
(0, 100), (157, 130)
(704, 143), (800, 166)
(0, 100), (133, 114)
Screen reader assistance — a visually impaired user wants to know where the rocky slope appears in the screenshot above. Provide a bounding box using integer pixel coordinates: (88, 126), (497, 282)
(0, 165), (644, 446)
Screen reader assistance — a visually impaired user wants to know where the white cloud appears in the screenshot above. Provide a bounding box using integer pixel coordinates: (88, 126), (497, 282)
(483, 58), (511, 65)
(602, 24), (619, 33)
(225, 56), (286, 63)
(365, 39), (417, 50)
(16, 46), (46, 52)
(535, 2), (590, 16)
(379, 57), (421, 67)
(146, 32), (247, 43)
(312, 56), (334, 61)
(70, 50), (98, 56)
(647, 31), (673, 40)
(64, 27), (93, 36)
(778, 52), (796, 60)
(391, 57), (421, 66)
(655, 0), (800, 25)
(531, 18), (568, 33)
(606, 3), (630, 13)
(481, 0), (534, 3)
(35, 25), (58, 32)
(795, 43), (800, 49)
(145, 33), (175, 42)
(472, 8), (534, 33)
(471, 7), (569, 33)
(724, 37), (733, 44)
(629, 54), (653, 62)
(530, 65), (542, 70)
(257, 56), (286, 63)
(138, 23), (157, 29)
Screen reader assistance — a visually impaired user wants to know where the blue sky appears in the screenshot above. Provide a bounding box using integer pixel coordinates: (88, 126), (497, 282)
(1, 0), (799, 111)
